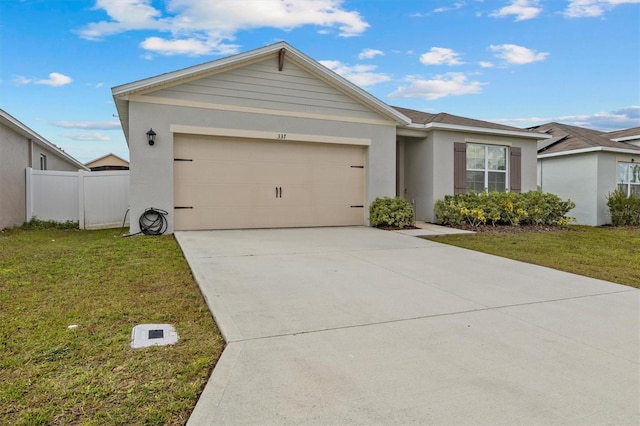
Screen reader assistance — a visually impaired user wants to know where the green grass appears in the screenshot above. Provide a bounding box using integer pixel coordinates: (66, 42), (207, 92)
(425, 226), (640, 289)
(0, 227), (224, 425)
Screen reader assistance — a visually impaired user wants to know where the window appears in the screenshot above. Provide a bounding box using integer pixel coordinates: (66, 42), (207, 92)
(466, 144), (507, 192)
(40, 154), (47, 170)
(618, 162), (640, 196)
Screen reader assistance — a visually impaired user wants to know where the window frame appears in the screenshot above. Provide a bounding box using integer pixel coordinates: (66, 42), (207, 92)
(618, 161), (640, 197)
(465, 143), (509, 193)
(39, 154), (47, 170)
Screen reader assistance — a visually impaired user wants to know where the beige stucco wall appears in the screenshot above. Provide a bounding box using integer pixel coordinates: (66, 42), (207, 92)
(126, 101), (397, 234)
(0, 122), (28, 228)
(31, 143), (80, 172)
(401, 130), (539, 223)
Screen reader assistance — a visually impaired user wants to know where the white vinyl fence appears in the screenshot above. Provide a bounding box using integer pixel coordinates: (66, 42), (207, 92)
(26, 168), (130, 230)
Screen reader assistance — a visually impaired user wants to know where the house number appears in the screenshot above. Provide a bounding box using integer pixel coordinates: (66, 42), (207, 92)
(277, 133), (287, 140)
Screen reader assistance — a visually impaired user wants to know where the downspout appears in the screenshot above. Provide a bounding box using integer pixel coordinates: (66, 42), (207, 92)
(28, 138), (33, 167)
(539, 158), (543, 191)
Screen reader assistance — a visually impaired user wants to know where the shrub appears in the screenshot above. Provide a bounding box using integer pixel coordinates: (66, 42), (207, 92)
(369, 197), (415, 228)
(434, 191), (575, 228)
(607, 189), (640, 226)
(20, 217), (79, 230)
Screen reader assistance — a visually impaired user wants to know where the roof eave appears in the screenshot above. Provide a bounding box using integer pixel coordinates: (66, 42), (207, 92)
(403, 122), (550, 139)
(611, 135), (640, 143)
(538, 146), (640, 158)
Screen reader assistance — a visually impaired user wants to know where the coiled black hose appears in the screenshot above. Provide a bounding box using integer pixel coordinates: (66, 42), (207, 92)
(139, 208), (168, 235)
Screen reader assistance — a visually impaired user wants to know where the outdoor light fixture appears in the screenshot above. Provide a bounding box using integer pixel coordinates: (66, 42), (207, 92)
(146, 128), (157, 146)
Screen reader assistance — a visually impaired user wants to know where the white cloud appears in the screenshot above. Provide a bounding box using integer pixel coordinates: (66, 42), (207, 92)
(479, 61), (494, 68)
(319, 60), (390, 87)
(77, 0), (369, 56)
(13, 73), (72, 87)
(434, 2), (466, 13)
(420, 47), (464, 66)
(490, 0), (542, 21)
(54, 120), (121, 130)
(563, 0), (640, 18)
(79, 0), (163, 40)
(489, 44), (548, 64)
(493, 106), (640, 131)
(36, 73), (72, 86)
(388, 72), (484, 100)
(61, 132), (112, 141)
(358, 48), (384, 59)
(13, 76), (33, 86)
(140, 36), (238, 56)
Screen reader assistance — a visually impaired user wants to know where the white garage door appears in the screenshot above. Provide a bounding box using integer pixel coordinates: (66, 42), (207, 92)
(174, 134), (366, 230)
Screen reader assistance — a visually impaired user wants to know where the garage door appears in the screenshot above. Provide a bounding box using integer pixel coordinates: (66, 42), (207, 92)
(174, 134), (366, 230)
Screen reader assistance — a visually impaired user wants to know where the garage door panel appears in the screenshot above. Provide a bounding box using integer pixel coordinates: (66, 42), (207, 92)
(174, 135), (366, 230)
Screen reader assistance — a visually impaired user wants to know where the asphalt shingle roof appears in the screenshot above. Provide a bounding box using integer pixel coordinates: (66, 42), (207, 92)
(607, 127), (640, 139)
(531, 122), (640, 154)
(392, 106), (532, 133)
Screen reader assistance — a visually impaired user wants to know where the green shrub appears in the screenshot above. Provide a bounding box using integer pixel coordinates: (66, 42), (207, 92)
(434, 191), (575, 228)
(20, 217), (79, 230)
(607, 189), (640, 226)
(369, 197), (415, 228)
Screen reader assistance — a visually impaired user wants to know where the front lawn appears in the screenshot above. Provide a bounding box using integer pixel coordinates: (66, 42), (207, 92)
(425, 226), (640, 289)
(0, 227), (224, 425)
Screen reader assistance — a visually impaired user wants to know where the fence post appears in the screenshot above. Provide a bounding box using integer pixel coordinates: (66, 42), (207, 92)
(78, 170), (86, 230)
(25, 167), (33, 222)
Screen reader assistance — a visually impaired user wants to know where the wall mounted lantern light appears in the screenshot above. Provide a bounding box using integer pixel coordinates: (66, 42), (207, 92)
(146, 128), (157, 146)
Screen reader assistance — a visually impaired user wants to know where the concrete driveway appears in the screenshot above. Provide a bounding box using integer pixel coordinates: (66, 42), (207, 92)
(175, 227), (639, 425)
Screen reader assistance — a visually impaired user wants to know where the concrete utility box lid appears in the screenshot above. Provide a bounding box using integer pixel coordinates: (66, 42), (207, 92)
(131, 324), (179, 349)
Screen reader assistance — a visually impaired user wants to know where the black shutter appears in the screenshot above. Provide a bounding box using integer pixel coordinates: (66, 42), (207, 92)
(453, 142), (467, 194)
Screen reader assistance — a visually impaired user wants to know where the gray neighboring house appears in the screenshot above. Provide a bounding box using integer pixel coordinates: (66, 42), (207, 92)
(608, 127), (640, 147)
(0, 109), (88, 229)
(112, 41), (547, 234)
(534, 122), (640, 226)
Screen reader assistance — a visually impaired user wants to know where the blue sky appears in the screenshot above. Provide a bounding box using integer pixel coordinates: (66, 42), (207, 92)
(1, 0), (639, 163)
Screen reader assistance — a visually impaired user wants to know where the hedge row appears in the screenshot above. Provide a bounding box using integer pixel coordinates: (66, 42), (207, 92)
(434, 191), (575, 228)
(607, 189), (640, 226)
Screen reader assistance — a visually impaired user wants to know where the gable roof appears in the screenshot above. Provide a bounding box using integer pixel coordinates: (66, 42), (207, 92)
(112, 41), (410, 143)
(85, 153), (129, 167)
(0, 108), (88, 170)
(393, 106), (548, 139)
(532, 122), (640, 156)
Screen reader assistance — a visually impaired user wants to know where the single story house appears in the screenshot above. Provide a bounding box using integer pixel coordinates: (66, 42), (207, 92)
(112, 41), (548, 234)
(0, 108), (88, 229)
(85, 153), (130, 171)
(533, 122), (640, 226)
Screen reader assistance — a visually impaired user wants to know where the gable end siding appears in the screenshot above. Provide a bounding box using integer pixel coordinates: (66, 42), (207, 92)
(144, 58), (383, 121)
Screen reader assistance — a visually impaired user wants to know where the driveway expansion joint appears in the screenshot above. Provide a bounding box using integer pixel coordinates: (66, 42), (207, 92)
(226, 288), (635, 345)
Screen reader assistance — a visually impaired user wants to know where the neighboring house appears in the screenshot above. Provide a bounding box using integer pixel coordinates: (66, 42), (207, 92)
(608, 127), (640, 147)
(112, 41), (547, 234)
(0, 109), (88, 229)
(85, 153), (130, 171)
(533, 122), (640, 226)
